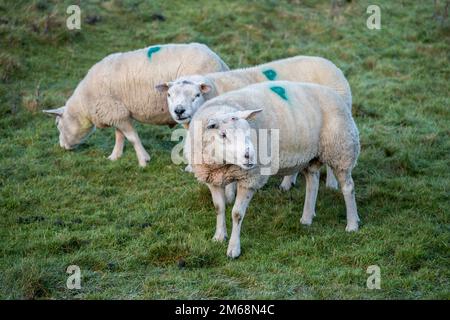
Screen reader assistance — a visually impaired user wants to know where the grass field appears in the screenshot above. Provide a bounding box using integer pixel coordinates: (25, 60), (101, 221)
(0, 0), (449, 299)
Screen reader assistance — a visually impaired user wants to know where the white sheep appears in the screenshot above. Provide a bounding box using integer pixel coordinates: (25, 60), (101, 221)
(43, 43), (229, 166)
(157, 55), (352, 189)
(186, 81), (360, 258)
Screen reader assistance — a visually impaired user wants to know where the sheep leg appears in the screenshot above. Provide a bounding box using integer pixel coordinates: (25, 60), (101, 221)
(335, 170), (360, 231)
(183, 129), (192, 173)
(225, 182), (237, 204)
(108, 129), (125, 161)
(326, 165), (339, 190)
(207, 184), (227, 242)
(300, 166), (320, 226)
(116, 121), (150, 167)
(227, 185), (255, 258)
(279, 172), (299, 191)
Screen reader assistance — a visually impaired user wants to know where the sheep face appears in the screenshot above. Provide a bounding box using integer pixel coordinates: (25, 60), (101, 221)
(43, 107), (94, 150)
(202, 109), (262, 170)
(156, 77), (212, 124)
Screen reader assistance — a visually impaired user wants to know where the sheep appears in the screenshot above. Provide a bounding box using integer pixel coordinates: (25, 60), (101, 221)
(43, 43), (229, 167)
(157, 55), (352, 189)
(186, 81), (360, 258)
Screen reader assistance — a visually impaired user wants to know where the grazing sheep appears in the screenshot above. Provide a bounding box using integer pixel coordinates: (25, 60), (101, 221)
(43, 43), (229, 167)
(186, 81), (360, 258)
(157, 55), (352, 189)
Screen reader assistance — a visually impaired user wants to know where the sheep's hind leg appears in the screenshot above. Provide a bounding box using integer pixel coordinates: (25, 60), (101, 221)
(225, 182), (236, 204)
(108, 129), (125, 161)
(227, 184), (255, 258)
(183, 128), (193, 173)
(300, 166), (320, 226)
(326, 165), (339, 190)
(116, 121), (150, 167)
(279, 172), (299, 191)
(335, 169), (360, 232)
(207, 184), (227, 242)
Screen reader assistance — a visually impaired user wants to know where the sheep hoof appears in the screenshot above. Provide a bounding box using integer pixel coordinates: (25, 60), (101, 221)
(184, 165), (193, 173)
(326, 178), (339, 190)
(138, 153), (151, 167)
(227, 245), (241, 259)
(345, 223), (359, 232)
(138, 158), (150, 167)
(326, 183), (339, 190)
(108, 154), (121, 161)
(142, 152), (151, 162)
(212, 233), (227, 242)
(300, 217), (313, 226)
(279, 181), (294, 192)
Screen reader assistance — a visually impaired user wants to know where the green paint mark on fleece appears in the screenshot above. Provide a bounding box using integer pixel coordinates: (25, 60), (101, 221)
(262, 69), (277, 80)
(147, 46), (161, 59)
(270, 86), (288, 101)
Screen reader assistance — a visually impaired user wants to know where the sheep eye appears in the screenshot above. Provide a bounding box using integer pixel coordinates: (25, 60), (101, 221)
(195, 93), (201, 98)
(220, 132), (226, 139)
(231, 117), (238, 121)
(207, 123), (216, 129)
(167, 93), (171, 97)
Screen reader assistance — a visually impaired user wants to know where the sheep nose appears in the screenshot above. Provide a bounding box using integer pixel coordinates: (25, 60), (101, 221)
(244, 150), (250, 159)
(174, 106), (185, 115)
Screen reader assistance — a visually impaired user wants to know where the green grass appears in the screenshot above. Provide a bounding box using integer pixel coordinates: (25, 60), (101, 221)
(0, 0), (449, 299)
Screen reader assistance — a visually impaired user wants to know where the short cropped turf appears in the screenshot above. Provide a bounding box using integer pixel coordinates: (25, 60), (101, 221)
(0, 0), (449, 299)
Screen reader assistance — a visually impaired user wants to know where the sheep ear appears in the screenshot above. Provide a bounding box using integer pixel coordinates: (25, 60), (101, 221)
(155, 82), (173, 92)
(43, 106), (65, 117)
(199, 83), (211, 94)
(235, 108), (263, 120)
(206, 119), (218, 129)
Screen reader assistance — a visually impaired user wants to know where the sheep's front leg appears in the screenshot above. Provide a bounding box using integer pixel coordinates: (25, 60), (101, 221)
(300, 167), (320, 226)
(116, 121), (150, 167)
(227, 185), (255, 258)
(279, 172), (299, 191)
(335, 170), (360, 231)
(207, 184), (227, 242)
(108, 129), (125, 161)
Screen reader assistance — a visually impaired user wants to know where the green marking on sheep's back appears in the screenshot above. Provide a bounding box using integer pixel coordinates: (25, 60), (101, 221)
(270, 86), (288, 101)
(262, 69), (277, 80)
(147, 46), (161, 60)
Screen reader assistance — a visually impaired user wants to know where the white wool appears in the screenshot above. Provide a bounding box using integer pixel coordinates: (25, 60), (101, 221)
(188, 81), (360, 258)
(44, 43), (229, 166)
(167, 55), (351, 188)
